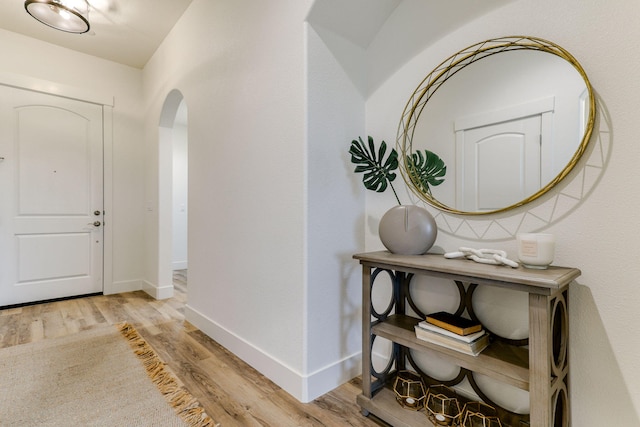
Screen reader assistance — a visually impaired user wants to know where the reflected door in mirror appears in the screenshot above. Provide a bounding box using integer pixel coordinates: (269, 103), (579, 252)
(398, 37), (595, 215)
(456, 115), (543, 212)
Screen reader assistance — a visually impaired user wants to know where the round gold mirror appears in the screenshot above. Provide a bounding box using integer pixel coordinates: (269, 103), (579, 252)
(398, 36), (595, 215)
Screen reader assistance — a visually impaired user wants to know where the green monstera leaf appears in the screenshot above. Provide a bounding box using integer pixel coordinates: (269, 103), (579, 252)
(406, 150), (447, 196)
(349, 136), (446, 205)
(349, 136), (401, 205)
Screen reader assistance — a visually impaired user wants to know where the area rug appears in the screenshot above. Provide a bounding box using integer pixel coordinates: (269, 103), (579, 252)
(0, 323), (219, 426)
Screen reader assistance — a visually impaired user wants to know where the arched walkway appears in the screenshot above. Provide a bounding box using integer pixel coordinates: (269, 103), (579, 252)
(157, 89), (188, 298)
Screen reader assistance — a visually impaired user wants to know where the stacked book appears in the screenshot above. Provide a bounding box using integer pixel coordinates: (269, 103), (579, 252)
(414, 312), (489, 356)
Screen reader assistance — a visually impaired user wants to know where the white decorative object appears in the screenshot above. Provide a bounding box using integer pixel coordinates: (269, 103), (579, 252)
(516, 233), (555, 269)
(379, 205), (437, 255)
(444, 247), (519, 268)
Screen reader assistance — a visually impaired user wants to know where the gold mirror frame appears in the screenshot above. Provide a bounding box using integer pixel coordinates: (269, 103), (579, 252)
(397, 36), (596, 215)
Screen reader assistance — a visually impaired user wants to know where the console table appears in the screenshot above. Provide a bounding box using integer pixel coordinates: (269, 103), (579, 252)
(353, 251), (580, 427)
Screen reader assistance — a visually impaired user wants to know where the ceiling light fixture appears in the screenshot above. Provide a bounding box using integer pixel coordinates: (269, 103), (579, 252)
(24, 0), (90, 34)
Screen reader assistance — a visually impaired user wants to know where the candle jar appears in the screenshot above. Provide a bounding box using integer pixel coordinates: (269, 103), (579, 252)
(392, 370), (426, 410)
(516, 233), (555, 269)
(461, 402), (502, 427)
(425, 384), (462, 426)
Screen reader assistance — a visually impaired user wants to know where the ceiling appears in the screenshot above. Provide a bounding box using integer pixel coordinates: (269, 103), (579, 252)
(0, 0), (513, 75)
(307, 0), (513, 95)
(0, 0), (193, 69)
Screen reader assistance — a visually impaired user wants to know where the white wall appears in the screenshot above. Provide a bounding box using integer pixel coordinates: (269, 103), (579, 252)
(364, 0), (640, 425)
(142, 0), (328, 401)
(172, 121), (188, 270)
(305, 24), (367, 398)
(0, 28), (146, 294)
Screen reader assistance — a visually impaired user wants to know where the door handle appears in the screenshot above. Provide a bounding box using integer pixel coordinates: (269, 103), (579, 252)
(88, 221), (101, 227)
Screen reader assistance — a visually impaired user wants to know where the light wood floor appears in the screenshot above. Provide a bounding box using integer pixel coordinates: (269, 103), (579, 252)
(0, 271), (385, 427)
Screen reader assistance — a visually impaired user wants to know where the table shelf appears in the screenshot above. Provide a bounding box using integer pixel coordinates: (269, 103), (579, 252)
(357, 388), (431, 427)
(354, 251), (579, 427)
(373, 314), (529, 390)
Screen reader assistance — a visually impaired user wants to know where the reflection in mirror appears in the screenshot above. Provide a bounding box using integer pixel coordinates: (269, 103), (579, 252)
(398, 37), (595, 215)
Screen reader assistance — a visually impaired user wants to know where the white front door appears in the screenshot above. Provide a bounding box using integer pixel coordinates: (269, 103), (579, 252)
(0, 86), (104, 307)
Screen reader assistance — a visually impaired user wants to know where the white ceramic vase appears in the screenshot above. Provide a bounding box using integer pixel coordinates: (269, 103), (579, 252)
(378, 205), (437, 255)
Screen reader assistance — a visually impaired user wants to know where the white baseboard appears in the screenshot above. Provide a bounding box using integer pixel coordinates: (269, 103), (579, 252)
(105, 279), (142, 295)
(104, 279), (174, 301)
(172, 261), (188, 270)
(185, 304), (361, 403)
(142, 280), (174, 300)
(304, 350), (362, 403)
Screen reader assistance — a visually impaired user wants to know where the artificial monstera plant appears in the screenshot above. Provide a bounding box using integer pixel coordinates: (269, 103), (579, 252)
(349, 136), (446, 204)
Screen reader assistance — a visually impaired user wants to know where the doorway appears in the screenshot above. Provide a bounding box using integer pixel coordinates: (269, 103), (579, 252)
(0, 85), (104, 306)
(158, 90), (188, 299)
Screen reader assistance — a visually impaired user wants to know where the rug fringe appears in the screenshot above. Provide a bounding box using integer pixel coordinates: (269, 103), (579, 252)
(117, 322), (220, 427)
